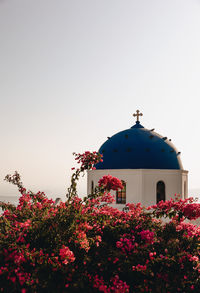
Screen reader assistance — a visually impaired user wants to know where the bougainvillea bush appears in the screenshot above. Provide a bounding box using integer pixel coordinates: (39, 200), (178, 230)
(1, 152), (200, 293)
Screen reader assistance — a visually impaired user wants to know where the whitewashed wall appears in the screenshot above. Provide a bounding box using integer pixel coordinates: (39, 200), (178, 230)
(87, 169), (188, 208)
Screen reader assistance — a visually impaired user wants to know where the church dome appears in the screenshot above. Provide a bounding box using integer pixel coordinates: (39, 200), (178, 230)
(95, 112), (183, 170)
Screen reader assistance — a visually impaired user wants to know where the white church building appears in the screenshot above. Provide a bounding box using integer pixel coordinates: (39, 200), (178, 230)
(87, 110), (188, 208)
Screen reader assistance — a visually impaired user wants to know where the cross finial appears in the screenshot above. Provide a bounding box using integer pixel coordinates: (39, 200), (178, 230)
(133, 110), (143, 122)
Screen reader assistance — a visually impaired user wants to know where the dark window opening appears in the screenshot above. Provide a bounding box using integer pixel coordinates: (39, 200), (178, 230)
(116, 181), (126, 204)
(184, 181), (187, 199)
(91, 181), (94, 194)
(156, 181), (165, 203)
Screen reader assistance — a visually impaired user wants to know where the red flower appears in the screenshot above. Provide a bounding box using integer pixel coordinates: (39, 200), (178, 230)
(59, 246), (75, 265)
(73, 151), (103, 171)
(98, 175), (123, 191)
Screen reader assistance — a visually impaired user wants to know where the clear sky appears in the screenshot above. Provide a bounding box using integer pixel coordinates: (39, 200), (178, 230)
(1, 0), (200, 200)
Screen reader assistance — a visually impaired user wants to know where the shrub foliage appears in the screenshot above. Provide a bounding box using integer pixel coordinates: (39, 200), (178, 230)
(1, 152), (200, 292)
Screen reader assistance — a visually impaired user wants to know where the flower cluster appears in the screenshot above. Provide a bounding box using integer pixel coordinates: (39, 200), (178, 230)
(98, 175), (123, 191)
(73, 151), (103, 171)
(59, 246), (75, 265)
(116, 233), (137, 254)
(148, 196), (200, 221)
(182, 203), (200, 220)
(93, 274), (130, 293)
(140, 230), (154, 244)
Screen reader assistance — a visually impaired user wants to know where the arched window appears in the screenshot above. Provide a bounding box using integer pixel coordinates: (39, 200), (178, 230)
(156, 181), (165, 203)
(91, 181), (94, 194)
(116, 181), (126, 204)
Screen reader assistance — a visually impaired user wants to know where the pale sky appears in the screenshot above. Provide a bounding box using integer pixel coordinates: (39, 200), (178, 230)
(1, 0), (200, 200)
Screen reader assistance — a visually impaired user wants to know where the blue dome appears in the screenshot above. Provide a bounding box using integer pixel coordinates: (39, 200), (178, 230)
(95, 121), (183, 170)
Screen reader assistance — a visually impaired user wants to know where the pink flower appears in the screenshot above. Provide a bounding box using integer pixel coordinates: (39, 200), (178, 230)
(18, 220), (31, 228)
(59, 246), (75, 265)
(98, 175), (123, 191)
(73, 151), (103, 170)
(133, 264), (147, 271)
(140, 230), (154, 244)
(182, 203), (200, 220)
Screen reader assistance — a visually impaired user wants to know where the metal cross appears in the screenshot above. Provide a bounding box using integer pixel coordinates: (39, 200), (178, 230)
(133, 110), (143, 122)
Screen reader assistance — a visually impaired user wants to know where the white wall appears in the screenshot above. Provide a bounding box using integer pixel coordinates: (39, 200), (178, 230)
(88, 169), (188, 208)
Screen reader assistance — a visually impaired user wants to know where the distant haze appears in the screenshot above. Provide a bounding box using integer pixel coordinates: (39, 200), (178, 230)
(0, 0), (200, 200)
